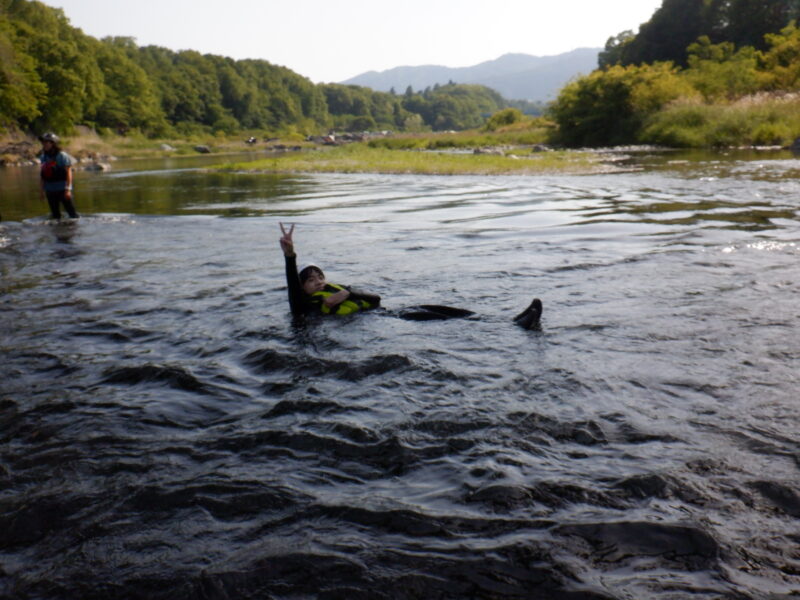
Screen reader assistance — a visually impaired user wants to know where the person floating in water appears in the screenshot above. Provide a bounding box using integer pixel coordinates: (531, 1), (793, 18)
(39, 132), (79, 220)
(279, 223), (542, 328)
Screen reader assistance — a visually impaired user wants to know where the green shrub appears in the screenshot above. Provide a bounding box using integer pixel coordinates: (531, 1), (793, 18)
(685, 37), (761, 101)
(549, 62), (696, 147)
(751, 121), (792, 145)
(349, 115), (377, 131)
(484, 108), (524, 131)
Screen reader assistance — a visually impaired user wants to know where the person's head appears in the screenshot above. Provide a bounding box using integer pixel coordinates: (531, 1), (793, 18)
(299, 265), (325, 294)
(39, 132), (61, 154)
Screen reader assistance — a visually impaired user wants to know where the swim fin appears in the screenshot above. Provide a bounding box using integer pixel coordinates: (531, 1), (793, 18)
(513, 298), (543, 329)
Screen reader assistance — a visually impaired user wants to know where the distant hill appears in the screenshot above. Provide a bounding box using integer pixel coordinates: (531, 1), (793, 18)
(343, 49), (601, 102)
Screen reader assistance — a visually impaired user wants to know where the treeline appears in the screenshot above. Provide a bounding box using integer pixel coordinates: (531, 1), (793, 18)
(600, 0), (800, 68)
(551, 0), (800, 147)
(321, 83), (506, 133)
(0, 0), (508, 137)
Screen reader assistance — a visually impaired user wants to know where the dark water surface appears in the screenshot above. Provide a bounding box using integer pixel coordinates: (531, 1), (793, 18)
(2, 150), (800, 599)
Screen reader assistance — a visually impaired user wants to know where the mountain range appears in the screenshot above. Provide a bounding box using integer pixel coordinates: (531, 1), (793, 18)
(342, 48), (601, 102)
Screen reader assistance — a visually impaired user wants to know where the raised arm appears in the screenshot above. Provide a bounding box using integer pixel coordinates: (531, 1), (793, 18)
(280, 223), (308, 317)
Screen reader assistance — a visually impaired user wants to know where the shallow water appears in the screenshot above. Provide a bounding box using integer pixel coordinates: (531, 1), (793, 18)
(1, 149), (800, 599)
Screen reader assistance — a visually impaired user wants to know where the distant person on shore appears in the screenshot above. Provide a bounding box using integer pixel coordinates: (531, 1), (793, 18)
(279, 223), (543, 328)
(39, 132), (79, 220)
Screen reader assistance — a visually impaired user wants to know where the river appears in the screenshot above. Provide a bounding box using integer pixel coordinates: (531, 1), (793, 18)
(1, 149), (799, 599)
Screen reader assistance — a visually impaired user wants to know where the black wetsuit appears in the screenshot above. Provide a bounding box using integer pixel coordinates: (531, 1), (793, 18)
(283, 255), (474, 321)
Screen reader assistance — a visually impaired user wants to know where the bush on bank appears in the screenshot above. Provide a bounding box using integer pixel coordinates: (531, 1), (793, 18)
(641, 96), (800, 147)
(551, 22), (800, 148)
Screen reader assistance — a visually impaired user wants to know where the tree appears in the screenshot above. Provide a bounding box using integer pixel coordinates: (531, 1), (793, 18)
(0, 15), (46, 127)
(758, 20), (800, 89)
(684, 36), (760, 100)
(619, 0), (715, 66)
(90, 37), (167, 133)
(349, 115), (376, 131)
(549, 62), (696, 146)
(599, 30), (635, 68)
(618, 0), (800, 66)
(5, 0), (105, 131)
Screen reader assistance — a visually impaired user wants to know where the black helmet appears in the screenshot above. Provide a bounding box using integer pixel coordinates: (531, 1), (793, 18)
(39, 132), (59, 143)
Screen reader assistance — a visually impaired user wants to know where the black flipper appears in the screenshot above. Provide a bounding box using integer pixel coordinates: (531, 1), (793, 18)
(397, 305), (475, 321)
(513, 298), (543, 329)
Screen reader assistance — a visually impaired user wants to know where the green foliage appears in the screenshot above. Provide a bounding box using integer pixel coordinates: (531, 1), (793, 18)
(368, 121), (551, 151)
(322, 82), (508, 133)
(483, 108), (523, 131)
(424, 84), (506, 130)
(617, 0), (715, 67)
(614, 0), (800, 67)
(758, 21), (800, 89)
(321, 84), (406, 130)
(599, 30), (635, 68)
(641, 98), (800, 147)
(348, 115), (377, 132)
(685, 37), (760, 100)
(0, 14), (46, 126)
(554, 11), (800, 149)
(89, 37), (167, 134)
(4, 0), (105, 131)
(549, 62), (695, 146)
(0, 0), (331, 136)
(1, 0), (507, 139)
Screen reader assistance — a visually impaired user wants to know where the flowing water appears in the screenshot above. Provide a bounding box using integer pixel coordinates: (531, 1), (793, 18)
(1, 149), (799, 599)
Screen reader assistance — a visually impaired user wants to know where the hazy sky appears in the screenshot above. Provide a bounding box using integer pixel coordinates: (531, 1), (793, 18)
(42, 0), (663, 83)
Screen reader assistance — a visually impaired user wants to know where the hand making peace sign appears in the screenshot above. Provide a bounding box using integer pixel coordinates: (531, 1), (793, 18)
(279, 222), (296, 257)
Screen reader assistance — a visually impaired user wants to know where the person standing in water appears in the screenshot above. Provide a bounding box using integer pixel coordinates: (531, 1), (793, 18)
(39, 132), (79, 220)
(279, 223), (543, 328)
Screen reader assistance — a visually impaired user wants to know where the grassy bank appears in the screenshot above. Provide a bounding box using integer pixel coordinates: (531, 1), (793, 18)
(215, 143), (610, 176)
(367, 120), (553, 150)
(0, 128), (311, 164)
(641, 94), (800, 148)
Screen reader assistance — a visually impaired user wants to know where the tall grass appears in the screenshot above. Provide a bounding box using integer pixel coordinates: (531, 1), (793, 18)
(641, 95), (800, 147)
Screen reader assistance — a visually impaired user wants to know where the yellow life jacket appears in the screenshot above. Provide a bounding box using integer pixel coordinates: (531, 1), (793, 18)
(311, 284), (375, 316)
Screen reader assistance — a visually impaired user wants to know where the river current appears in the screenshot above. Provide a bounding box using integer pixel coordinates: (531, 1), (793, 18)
(1, 150), (799, 599)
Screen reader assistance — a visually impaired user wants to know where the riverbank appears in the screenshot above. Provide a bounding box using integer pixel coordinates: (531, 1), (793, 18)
(214, 143), (629, 176)
(0, 121), (553, 169)
(0, 129), (314, 167)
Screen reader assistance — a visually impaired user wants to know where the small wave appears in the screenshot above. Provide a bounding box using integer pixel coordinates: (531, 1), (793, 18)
(465, 481), (627, 512)
(554, 520), (719, 567)
(510, 412), (609, 446)
(127, 480), (304, 520)
(263, 398), (351, 418)
(243, 348), (412, 382)
(72, 323), (155, 343)
(747, 480), (800, 518)
(101, 364), (210, 394)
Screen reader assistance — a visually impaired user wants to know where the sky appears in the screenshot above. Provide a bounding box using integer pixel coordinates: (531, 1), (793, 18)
(42, 0), (664, 83)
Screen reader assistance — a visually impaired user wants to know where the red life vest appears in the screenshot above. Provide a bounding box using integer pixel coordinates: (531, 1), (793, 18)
(40, 153), (68, 183)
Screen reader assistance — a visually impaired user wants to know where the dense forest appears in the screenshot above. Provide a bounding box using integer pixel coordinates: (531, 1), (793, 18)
(553, 0), (800, 147)
(600, 0), (800, 68)
(0, 0), (508, 137)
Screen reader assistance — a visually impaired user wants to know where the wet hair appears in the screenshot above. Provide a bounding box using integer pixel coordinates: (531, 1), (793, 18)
(298, 265), (324, 285)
